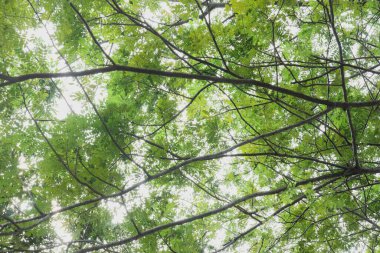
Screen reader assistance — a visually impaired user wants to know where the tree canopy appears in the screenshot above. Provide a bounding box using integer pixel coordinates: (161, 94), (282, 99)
(1, 0), (380, 252)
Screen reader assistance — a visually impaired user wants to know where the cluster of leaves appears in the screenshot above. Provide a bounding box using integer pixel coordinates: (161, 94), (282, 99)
(0, 0), (380, 252)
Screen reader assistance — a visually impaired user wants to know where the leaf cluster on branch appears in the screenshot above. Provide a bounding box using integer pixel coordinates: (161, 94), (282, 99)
(0, 0), (380, 252)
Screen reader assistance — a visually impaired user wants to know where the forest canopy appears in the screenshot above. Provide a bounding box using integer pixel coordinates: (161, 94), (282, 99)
(1, 0), (380, 252)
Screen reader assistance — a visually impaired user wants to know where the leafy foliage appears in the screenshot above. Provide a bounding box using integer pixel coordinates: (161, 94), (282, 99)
(0, 0), (380, 252)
